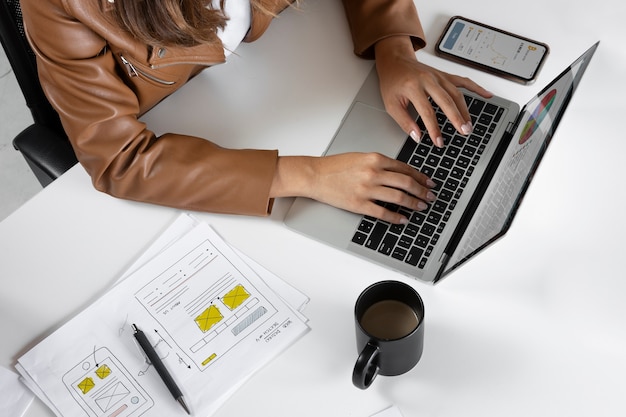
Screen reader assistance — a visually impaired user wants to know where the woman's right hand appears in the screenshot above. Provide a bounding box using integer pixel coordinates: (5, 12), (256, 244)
(271, 153), (436, 224)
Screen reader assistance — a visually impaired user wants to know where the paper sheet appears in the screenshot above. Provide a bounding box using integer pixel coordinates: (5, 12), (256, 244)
(370, 405), (404, 417)
(0, 366), (34, 417)
(120, 213), (309, 316)
(16, 215), (309, 417)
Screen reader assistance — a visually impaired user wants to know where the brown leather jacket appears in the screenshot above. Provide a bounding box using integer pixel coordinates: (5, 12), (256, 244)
(21, 0), (425, 216)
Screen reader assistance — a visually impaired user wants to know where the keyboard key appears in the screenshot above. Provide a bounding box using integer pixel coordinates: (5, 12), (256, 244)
(398, 235), (413, 249)
(450, 167), (465, 179)
(389, 223), (404, 235)
(478, 113), (493, 125)
(431, 145), (445, 156)
(426, 212), (442, 225)
(438, 188), (453, 202)
(450, 135), (465, 148)
(404, 223), (419, 237)
(410, 155), (425, 168)
(442, 123), (456, 136)
(365, 222), (387, 250)
(445, 146), (460, 158)
(397, 139), (417, 163)
(378, 233), (398, 256)
(406, 247), (424, 266)
(432, 200), (448, 214)
(495, 107), (504, 122)
(473, 124), (488, 136)
(484, 102), (498, 114)
(421, 166), (435, 177)
(415, 234), (429, 248)
(444, 178), (460, 191)
(461, 145), (477, 158)
(469, 99), (485, 116)
(457, 156), (470, 169)
(421, 223), (436, 237)
(433, 167), (450, 182)
(426, 154), (441, 167)
(358, 219), (374, 234)
(392, 247), (407, 261)
(441, 156), (455, 170)
(468, 135), (482, 147)
(352, 231), (367, 245)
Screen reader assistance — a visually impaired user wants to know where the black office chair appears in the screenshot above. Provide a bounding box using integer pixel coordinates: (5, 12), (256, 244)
(0, 0), (77, 187)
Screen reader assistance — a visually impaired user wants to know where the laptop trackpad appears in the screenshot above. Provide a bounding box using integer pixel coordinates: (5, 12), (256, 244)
(324, 101), (408, 158)
(284, 101), (408, 249)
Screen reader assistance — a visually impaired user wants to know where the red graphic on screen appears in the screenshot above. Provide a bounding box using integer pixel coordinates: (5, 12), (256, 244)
(519, 89), (556, 144)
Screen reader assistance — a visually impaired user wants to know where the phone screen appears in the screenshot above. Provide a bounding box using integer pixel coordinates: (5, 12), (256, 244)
(437, 17), (548, 82)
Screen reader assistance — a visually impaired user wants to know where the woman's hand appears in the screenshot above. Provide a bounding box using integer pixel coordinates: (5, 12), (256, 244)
(271, 153), (436, 224)
(374, 36), (493, 147)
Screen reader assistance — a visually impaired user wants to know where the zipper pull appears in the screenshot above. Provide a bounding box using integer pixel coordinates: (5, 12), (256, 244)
(120, 55), (138, 78)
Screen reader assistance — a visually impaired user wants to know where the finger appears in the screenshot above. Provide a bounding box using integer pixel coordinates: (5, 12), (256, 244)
(445, 75), (495, 132)
(372, 170), (437, 207)
(363, 201), (410, 225)
(440, 85), (474, 135)
(384, 98), (423, 143)
(451, 75), (494, 98)
(426, 79), (475, 140)
(362, 190), (430, 225)
(410, 96), (444, 148)
(377, 157), (437, 189)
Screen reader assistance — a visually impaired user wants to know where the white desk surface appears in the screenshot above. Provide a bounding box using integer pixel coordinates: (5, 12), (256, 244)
(2, 0), (625, 416)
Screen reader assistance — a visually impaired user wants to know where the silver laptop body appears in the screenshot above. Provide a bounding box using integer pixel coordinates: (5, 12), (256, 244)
(285, 43), (598, 283)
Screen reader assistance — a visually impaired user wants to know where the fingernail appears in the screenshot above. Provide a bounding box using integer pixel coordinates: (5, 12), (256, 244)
(426, 191), (436, 202)
(400, 216), (409, 225)
(417, 201), (428, 211)
(426, 179), (437, 188)
(436, 136), (444, 147)
(461, 122), (473, 135)
(410, 130), (421, 143)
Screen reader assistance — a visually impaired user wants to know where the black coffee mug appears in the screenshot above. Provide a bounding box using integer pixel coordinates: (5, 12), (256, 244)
(352, 280), (425, 389)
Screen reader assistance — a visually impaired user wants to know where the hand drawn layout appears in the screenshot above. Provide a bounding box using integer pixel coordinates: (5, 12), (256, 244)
(17, 216), (309, 417)
(62, 347), (153, 417)
(134, 238), (279, 371)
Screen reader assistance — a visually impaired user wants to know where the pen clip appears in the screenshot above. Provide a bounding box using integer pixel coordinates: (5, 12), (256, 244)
(131, 324), (152, 365)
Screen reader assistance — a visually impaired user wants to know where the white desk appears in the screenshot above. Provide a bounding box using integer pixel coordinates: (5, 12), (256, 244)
(2, 0), (625, 416)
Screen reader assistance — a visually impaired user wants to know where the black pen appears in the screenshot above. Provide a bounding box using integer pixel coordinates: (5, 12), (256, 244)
(132, 324), (190, 415)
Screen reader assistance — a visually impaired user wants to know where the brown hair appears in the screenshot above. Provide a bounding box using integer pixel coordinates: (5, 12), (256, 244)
(110, 0), (223, 46)
(110, 0), (290, 47)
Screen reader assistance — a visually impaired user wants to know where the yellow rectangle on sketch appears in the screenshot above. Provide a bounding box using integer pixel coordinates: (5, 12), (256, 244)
(77, 377), (95, 394)
(195, 305), (223, 332)
(223, 285), (250, 310)
(96, 364), (111, 379)
(202, 353), (217, 366)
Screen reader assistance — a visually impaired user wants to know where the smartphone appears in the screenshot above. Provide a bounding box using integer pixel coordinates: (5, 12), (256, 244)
(435, 16), (549, 84)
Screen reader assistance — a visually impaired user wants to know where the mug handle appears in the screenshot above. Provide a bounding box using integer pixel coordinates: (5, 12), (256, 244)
(352, 341), (380, 389)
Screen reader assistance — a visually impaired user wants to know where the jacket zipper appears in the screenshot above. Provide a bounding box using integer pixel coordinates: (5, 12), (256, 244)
(120, 55), (176, 86)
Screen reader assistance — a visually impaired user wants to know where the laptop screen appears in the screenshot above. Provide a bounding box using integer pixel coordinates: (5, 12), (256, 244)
(441, 44), (597, 277)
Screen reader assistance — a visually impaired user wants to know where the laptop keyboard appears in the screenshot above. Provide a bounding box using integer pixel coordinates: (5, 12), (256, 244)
(351, 95), (505, 269)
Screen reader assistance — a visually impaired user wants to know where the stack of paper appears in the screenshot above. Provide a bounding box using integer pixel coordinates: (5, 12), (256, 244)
(16, 213), (310, 416)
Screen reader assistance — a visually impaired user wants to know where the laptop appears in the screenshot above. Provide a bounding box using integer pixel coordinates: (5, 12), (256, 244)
(285, 42), (598, 284)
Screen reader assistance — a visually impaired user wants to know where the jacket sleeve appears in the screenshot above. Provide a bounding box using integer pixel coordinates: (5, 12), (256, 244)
(20, 0), (278, 216)
(341, 0), (426, 59)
